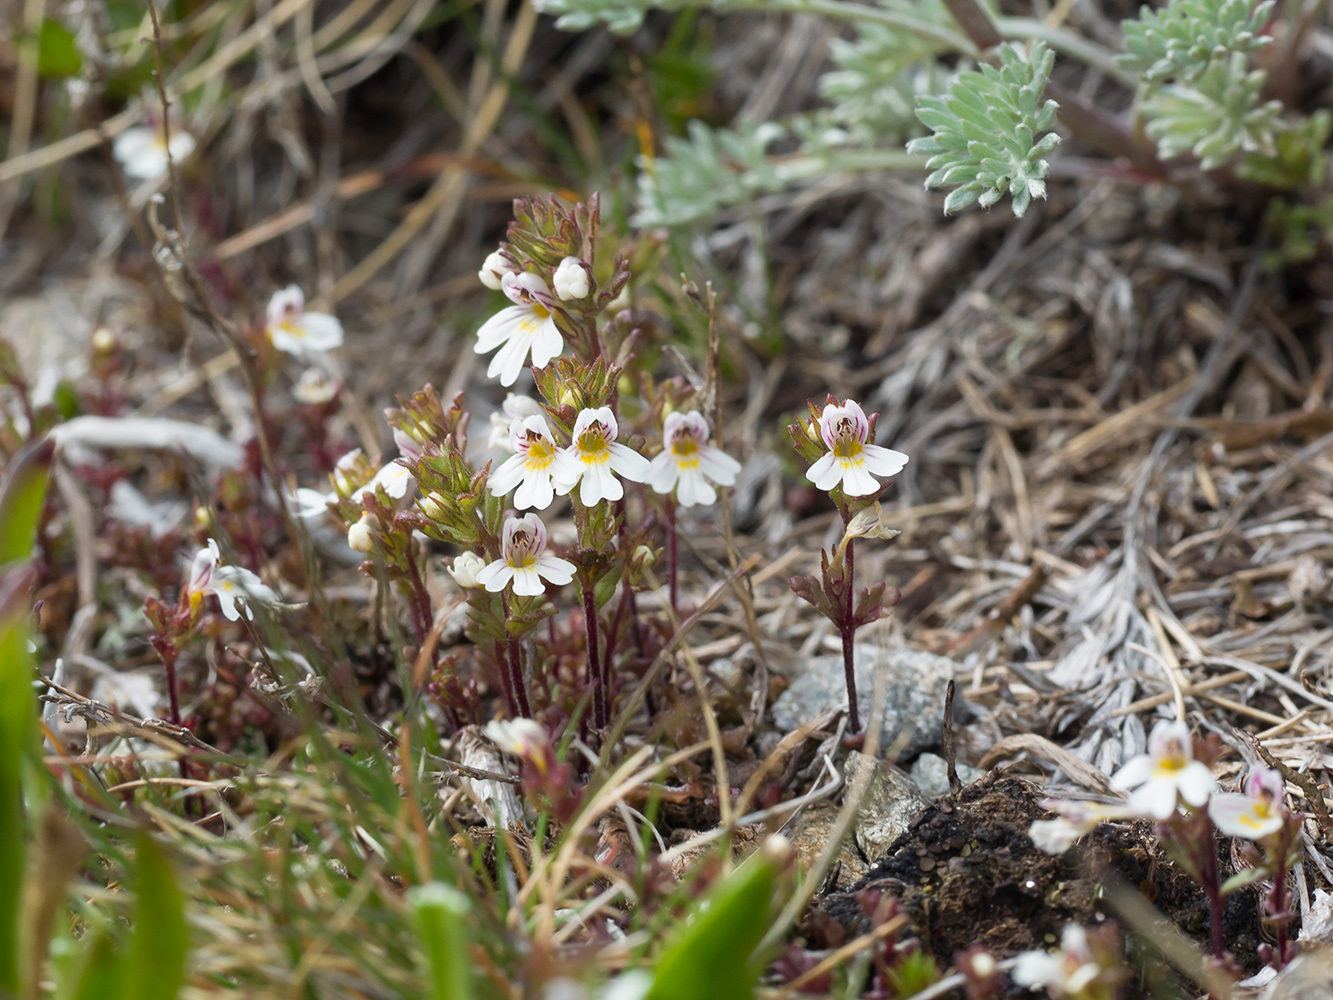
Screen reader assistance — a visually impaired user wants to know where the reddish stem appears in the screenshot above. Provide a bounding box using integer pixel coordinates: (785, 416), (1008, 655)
(493, 640), (518, 719)
(507, 635), (532, 719)
(162, 643), (182, 727)
(842, 538), (860, 734)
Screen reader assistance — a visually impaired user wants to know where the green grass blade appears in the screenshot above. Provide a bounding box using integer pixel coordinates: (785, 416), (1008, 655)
(407, 882), (473, 1000)
(122, 832), (189, 1000)
(643, 842), (788, 1000)
(0, 438), (54, 566)
(0, 616), (33, 996)
(60, 930), (122, 1000)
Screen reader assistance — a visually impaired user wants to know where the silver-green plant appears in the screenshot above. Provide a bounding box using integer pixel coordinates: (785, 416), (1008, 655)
(1143, 51), (1284, 169)
(906, 41), (1060, 216)
(1119, 0), (1275, 83)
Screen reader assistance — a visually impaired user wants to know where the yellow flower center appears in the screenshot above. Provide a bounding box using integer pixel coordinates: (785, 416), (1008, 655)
(525, 434), (554, 467)
(833, 438), (863, 461)
(508, 532), (538, 568)
(577, 427), (610, 464)
(276, 319), (304, 338)
(671, 436), (700, 467)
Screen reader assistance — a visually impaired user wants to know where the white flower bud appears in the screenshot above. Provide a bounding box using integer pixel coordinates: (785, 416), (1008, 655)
(553, 256), (591, 300)
(479, 250), (513, 290)
(347, 513), (377, 552)
(91, 327), (119, 353)
(448, 551), (487, 589)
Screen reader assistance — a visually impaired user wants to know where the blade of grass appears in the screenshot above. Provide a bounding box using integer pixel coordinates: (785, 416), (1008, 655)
(122, 832), (189, 1000)
(408, 883), (474, 1000)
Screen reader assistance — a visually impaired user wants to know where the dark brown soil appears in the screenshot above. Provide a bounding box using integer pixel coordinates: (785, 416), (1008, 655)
(801, 772), (1262, 998)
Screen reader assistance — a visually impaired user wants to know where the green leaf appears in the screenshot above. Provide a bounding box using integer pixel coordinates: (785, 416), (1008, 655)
(643, 842), (788, 1000)
(122, 832), (189, 1000)
(408, 882), (473, 1000)
(0, 438), (54, 566)
(37, 19), (82, 79)
(60, 930), (123, 1000)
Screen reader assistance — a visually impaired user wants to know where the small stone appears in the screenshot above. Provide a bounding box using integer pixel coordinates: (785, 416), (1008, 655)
(846, 751), (930, 864)
(909, 752), (986, 800)
(770, 646), (962, 757)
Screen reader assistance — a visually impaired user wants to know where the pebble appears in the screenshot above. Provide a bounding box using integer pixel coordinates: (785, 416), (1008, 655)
(770, 646), (962, 757)
(909, 752), (986, 799)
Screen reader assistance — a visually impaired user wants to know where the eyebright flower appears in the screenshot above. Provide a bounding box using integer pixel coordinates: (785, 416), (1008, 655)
(487, 394), (543, 452)
(479, 249), (519, 290)
(488, 415), (561, 510)
(1029, 798), (1141, 855)
(647, 410), (741, 508)
(448, 551), (487, 589)
(265, 286), (344, 355)
(551, 407), (651, 505)
(293, 368), (340, 405)
(1110, 719), (1215, 819)
(1208, 767), (1287, 840)
(476, 513), (576, 597)
(474, 273), (564, 387)
(112, 123), (196, 180)
(1012, 925), (1101, 995)
(553, 256), (592, 300)
(806, 399), (909, 497)
(359, 461), (413, 501)
(185, 539), (282, 621)
(483, 717), (549, 765)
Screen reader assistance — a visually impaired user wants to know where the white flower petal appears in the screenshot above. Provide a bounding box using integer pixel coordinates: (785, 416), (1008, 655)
(696, 446), (740, 485)
(647, 453), (677, 494)
(536, 554), (576, 586)
(511, 565), (546, 596)
(1109, 754), (1153, 792)
(530, 318), (564, 369)
(477, 561), (513, 593)
(807, 453), (841, 491)
(297, 312), (344, 352)
(475, 307), (527, 353)
(607, 443), (650, 482)
(488, 454), (528, 496)
(861, 444), (909, 478)
(839, 461), (881, 497)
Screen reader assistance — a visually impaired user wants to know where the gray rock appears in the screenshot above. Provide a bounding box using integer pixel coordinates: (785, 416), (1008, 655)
(909, 752), (985, 800)
(771, 646), (960, 756)
(787, 751), (928, 888)
(847, 751), (930, 862)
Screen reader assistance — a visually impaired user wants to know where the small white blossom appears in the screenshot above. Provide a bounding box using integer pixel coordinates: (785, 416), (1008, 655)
(1110, 719), (1215, 820)
(647, 411), (741, 508)
(476, 513), (576, 597)
(1012, 925), (1101, 995)
(483, 717), (548, 761)
(347, 513), (377, 552)
(293, 487), (335, 521)
(479, 249), (518, 290)
(112, 124), (196, 180)
(488, 415), (561, 510)
(551, 407), (650, 506)
(448, 551), (487, 589)
(1208, 767), (1287, 840)
(265, 286), (344, 355)
(474, 273), (564, 386)
(185, 539), (282, 621)
(357, 461), (413, 501)
(293, 368), (339, 405)
(806, 399), (909, 497)
(553, 256), (592, 300)
(488, 394), (545, 452)
(1029, 799), (1141, 855)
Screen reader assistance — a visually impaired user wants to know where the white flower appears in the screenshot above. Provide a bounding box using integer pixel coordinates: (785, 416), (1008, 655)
(488, 415), (561, 510)
(806, 399), (909, 497)
(356, 461), (413, 501)
(448, 551), (487, 589)
(476, 513), (576, 597)
(474, 273), (565, 386)
(1110, 719), (1215, 820)
(185, 539), (282, 621)
(488, 394), (545, 452)
(293, 368), (339, 405)
(647, 410), (741, 508)
(551, 407), (650, 506)
(112, 124), (196, 180)
(1012, 925), (1101, 994)
(1029, 798), (1141, 854)
(479, 249), (518, 290)
(347, 513), (377, 552)
(1208, 766), (1287, 840)
(483, 717), (548, 761)
(265, 285), (344, 356)
(553, 256), (592, 300)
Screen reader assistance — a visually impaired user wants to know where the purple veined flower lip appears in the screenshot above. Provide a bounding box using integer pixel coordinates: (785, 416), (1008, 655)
(551, 407), (651, 506)
(474, 273), (565, 386)
(476, 513), (577, 596)
(819, 398), (872, 451)
(648, 409), (742, 508)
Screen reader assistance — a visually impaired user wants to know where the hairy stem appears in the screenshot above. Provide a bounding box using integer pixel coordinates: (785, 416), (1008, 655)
(507, 636), (532, 719)
(666, 497), (678, 615)
(581, 580), (606, 729)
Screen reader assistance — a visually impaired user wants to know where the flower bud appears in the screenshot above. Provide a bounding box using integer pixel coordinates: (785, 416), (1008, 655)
(293, 368), (338, 405)
(347, 513), (377, 552)
(479, 250), (515, 290)
(448, 551), (486, 589)
(553, 256), (591, 300)
(418, 492), (448, 522)
(91, 327), (119, 353)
